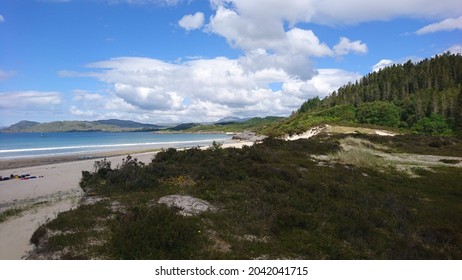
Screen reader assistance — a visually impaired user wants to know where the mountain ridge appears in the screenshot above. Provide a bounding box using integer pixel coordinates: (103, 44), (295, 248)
(1, 119), (165, 133)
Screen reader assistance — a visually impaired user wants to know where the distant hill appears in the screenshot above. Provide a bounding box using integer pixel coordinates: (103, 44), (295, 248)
(3, 120), (40, 132)
(168, 123), (201, 131)
(1, 119), (165, 132)
(95, 119), (163, 130)
(266, 53), (462, 136)
(215, 116), (251, 124)
(182, 117), (284, 133)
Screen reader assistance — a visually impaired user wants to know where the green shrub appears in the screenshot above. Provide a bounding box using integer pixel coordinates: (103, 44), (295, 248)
(412, 114), (453, 136)
(313, 104), (357, 121)
(357, 101), (401, 127)
(81, 156), (159, 194)
(109, 205), (205, 259)
(30, 225), (47, 246)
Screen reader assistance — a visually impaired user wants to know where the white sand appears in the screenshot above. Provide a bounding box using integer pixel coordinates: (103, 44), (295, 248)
(0, 151), (157, 259)
(0, 141), (253, 259)
(285, 126), (326, 141)
(284, 125), (398, 141)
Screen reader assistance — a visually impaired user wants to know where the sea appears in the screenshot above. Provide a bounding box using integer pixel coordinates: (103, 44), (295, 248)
(0, 131), (233, 160)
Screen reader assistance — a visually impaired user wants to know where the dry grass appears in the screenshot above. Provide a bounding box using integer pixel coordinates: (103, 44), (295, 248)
(330, 148), (386, 168)
(328, 137), (389, 169)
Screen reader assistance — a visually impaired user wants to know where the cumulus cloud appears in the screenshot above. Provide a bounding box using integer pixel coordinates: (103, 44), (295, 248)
(304, 69), (362, 96)
(63, 56), (360, 123)
(0, 91), (62, 110)
(333, 37), (368, 56)
(205, 6), (357, 79)
(203, 1), (376, 81)
(69, 89), (138, 120)
(179, 12), (205, 31)
(416, 16), (462, 35)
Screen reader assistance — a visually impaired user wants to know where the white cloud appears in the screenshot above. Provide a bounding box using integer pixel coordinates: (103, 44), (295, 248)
(179, 12), (205, 31)
(446, 44), (462, 54)
(290, 69), (362, 98)
(0, 91), (62, 110)
(72, 90), (105, 102)
(63, 55), (361, 123)
(416, 16), (462, 35)
(372, 59), (395, 72)
(286, 28), (333, 57)
(204, 2), (374, 84)
(207, 6), (287, 51)
(0, 15), (5, 23)
(206, 7), (338, 79)
(211, 0), (462, 25)
(205, 0), (460, 70)
(69, 106), (97, 118)
(69, 89), (138, 119)
(333, 37), (368, 56)
(312, 1), (462, 24)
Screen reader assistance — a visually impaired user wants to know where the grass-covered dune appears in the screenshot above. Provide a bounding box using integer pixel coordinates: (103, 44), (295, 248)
(29, 133), (462, 259)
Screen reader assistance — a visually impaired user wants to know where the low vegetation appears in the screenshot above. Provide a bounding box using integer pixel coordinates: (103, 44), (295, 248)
(0, 208), (25, 223)
(29, 134), (462, 259)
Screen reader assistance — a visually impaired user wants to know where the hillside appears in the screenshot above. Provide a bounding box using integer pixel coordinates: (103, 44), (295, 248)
(1, 119), (164, 132)
(182, 117), (284, 133)
(266, 53), (462, 137)
(2, 120), (40, 132)
(94, 119), (163, 130)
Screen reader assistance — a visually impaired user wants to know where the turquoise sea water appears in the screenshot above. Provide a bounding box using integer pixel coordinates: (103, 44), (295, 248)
(0, 132), (232, 159)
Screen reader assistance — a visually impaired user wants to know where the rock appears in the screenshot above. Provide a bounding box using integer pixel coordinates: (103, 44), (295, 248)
(157, 195), (216, 216)
(232, 131), (256, 141)
(79, 196), (107, 206)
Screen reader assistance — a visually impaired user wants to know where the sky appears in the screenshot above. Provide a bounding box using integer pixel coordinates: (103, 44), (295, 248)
(0, 0), (461, 126)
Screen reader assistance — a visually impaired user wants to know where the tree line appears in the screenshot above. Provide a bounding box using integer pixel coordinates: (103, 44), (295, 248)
(299, 53), (462, 135)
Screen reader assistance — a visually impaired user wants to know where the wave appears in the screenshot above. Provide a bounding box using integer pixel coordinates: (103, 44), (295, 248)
(0, 138), (227, 155)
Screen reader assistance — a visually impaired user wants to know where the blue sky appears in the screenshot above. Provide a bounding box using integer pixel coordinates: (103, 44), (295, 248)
(1, 0), (461, 126)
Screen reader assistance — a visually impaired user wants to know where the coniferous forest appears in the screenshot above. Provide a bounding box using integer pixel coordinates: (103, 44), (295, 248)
(292, 53), (462, 136)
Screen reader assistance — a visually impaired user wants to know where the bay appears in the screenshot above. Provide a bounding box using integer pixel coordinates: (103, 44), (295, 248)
(0, 132), (232, 159)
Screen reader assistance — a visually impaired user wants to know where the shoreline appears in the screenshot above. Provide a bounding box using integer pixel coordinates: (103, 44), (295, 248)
(0, 148), (161, 170)
(0, 139), (255, 259)
(0, 136), (242, 170)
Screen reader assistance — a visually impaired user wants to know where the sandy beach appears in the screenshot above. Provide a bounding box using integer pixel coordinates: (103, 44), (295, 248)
(0, 140), (254, 260)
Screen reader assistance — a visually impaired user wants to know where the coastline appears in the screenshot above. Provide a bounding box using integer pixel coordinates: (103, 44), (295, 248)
(0, 139), (255, 260)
